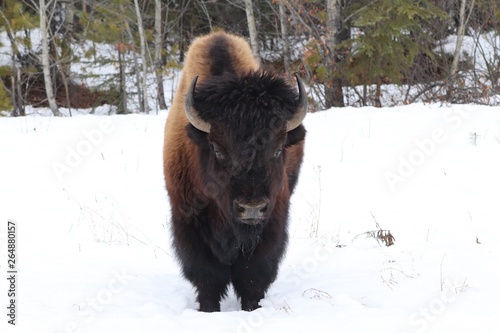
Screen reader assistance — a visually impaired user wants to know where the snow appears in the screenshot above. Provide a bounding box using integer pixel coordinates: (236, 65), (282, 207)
(1, 103), (500, 333)
(440, 31), (500, 72)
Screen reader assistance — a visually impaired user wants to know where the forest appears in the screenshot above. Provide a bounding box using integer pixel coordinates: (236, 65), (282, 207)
(0, 0), (500, 116)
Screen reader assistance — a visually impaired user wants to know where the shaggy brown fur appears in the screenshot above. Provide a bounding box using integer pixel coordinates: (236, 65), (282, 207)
(163, 32), (261, 214)
(163, 31), (306, 312)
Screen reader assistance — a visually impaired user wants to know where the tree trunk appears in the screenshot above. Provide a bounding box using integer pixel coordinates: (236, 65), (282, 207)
(40, 0), (61, 116)
(60, 2), (73, 80)
(61, 1), (74, 116)
(154, 0), (167, 111)
(448, 0), (475, 100)
(375, 77), (382, 108)
(279, 1), (289, 72)
(10, 69), (25, 116)
(244, 0), (260, 64)
(117, 49), (129, 114)
(120, 3), (142, 113)
(325, 0), (345, 108)
(1, 14), (25, 116)
(449, 0), (467, 80)
(133, 0), (149, 113)
(179, 0), (187, 63)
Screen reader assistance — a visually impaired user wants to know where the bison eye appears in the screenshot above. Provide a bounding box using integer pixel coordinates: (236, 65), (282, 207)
(274, 148), (283, 158)
(214, 150), (226, 161)
(211, 143), (226, 161)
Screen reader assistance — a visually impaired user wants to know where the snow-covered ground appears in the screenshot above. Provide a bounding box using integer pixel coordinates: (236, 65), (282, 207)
(1, 103), (500, 332)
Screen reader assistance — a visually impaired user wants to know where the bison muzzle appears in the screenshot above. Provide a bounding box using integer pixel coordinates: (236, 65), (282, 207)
(163, 31), (307, 312)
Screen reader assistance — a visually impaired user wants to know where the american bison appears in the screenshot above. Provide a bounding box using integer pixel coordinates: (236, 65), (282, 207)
(163, 31), (307, 312)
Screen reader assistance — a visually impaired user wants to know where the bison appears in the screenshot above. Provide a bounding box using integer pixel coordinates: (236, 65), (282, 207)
(163, 31), (307, 312)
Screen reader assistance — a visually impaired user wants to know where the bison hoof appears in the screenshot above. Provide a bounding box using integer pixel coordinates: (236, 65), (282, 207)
(242, 301), (261, 312)
(199, 301), (221, 312)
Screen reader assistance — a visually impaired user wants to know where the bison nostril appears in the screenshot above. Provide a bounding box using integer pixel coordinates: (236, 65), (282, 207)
(234, 200), (269, 220)
(236, 204), (245, 214)
(255, 201), (268, 213)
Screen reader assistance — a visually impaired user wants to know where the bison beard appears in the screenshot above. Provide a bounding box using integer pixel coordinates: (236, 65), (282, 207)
(163, 31), (306, 312)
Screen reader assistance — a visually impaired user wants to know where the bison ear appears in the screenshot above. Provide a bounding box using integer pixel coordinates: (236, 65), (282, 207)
(186, 124), (209, 147)
(285, 124), (306, 147)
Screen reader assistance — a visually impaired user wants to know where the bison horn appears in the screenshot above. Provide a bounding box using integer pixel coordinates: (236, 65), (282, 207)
(185, 75), (211, 133)
(286, 73), (308, 132)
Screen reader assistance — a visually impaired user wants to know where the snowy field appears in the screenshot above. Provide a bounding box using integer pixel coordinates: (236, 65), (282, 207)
(1, 103), (500, 333)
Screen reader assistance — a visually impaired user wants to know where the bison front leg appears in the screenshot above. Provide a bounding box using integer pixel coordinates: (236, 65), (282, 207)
(231, 254), (280, 311)
(231, 224), (288, 312)
(179, 249), (231, 312)
(172, 217), (231, 312)
(194, 269), (230, 312)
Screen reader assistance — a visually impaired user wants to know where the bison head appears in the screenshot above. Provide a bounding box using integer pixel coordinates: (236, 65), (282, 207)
(185, 72), (306, 226)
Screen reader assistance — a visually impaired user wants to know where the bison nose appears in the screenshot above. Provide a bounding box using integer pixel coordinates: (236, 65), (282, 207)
(234, 200), (269, 220)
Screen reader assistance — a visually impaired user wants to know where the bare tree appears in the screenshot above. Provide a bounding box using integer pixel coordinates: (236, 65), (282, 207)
(325, 0), (345, 107)
(39, 0), (61, 116)
(278, 1), (289, 72)
(179, 0), (188, 62)
(119, 3), (139, 114)
(133, 0), (149, 113)
(57, 1), (74, 116)
(117, 46), (129, 115)
(244, 0), (260, 64)
(155, 0), (167, 110)
(448, 0), (476, 100)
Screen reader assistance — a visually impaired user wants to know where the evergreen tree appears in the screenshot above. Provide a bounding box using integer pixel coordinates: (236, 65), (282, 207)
(0, 0), (37, 116)
(343, 0), (446, 106)
(78, 0), (135, 114)
(0, 75), (13, 112)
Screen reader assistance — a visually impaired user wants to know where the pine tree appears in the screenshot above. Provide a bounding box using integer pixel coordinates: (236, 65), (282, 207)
(0, 77), (13, 112)
(0, 0), (37, 116)
(78, 0), (133, 114)
(343, 0), (446, 106)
